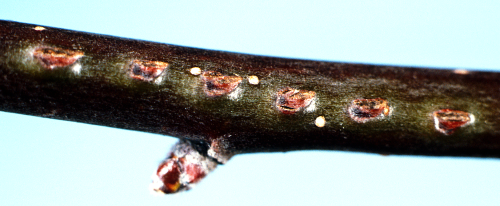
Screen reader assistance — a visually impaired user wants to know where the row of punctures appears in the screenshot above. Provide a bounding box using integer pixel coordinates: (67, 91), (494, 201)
(188, 66), (474, 135)
(30, 45), (475, 136)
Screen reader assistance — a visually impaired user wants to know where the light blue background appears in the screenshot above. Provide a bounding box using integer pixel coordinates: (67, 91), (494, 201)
(1, 1), (499, 205)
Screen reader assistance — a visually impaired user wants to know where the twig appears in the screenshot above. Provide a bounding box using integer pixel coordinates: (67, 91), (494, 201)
(1, 20), (499, 193)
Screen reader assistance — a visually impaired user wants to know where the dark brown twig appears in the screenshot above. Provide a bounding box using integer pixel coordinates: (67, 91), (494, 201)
(1, 20), (499, 193)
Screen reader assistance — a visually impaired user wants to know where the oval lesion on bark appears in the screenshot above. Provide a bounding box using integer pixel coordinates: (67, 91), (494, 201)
(32, 46), (84, 70)
(433, 109), (474, 135)
(200, 71), (243, 97)
(128, 59), (169, 83)
(347, 98), (391, 123)
(275, 87), (316, 115)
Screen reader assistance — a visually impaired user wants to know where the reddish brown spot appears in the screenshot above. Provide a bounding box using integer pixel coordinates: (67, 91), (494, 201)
(348, 98), (390, 123)
(201, 71), (243, 97)
(276, 87), (316, 114)
(129, 60), (168, 82)
(151, 140), (217, 194)
(155, 156), (209, 193)
(156, 159), (181, 193)
(32, 47), (84, 69)
(433, 109), (472, 135)
(184, 164), (206, 183)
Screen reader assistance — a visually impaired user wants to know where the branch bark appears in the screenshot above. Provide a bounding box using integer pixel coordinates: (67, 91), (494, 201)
(1, 20), (499, 157)
(1, 20), (500, 192)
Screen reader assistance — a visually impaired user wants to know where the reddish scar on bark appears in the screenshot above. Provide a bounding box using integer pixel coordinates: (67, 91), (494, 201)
(276, 87), (316, 114)
(433, 109), (473, 135)
(201, 71), (243, 97)
(32, 47), (84, 69)
(348, 98), (390, 123)
(129, 60), (168, 82)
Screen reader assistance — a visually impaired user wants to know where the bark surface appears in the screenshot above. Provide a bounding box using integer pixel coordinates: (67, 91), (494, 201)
(1, 20), (499, 159)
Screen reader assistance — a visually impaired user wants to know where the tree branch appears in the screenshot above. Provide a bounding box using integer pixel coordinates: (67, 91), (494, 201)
(1, 20), (499, 193)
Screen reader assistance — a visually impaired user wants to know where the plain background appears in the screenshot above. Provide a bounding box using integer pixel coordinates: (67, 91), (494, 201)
(1, 1), (499, 205)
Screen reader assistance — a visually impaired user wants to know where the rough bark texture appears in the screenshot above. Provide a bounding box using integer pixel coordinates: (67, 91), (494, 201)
(1, 20), (499, 160)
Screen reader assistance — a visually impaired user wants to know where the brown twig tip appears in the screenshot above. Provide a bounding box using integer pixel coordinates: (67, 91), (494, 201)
(150, 140), (217, 194)
(129, 60), (168, 82)
(275, 87), (316, 114)
(348, 98), (390, 123)
(32, 47), (84, 70)
(201, 71), (243, 97)
(433, 109), (474, 135)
